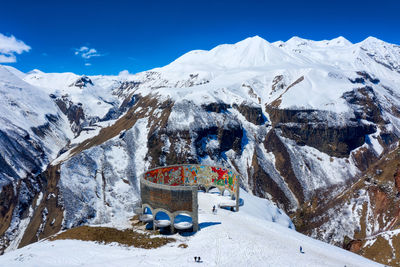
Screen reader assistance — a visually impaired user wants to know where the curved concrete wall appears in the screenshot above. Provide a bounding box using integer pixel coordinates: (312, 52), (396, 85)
(140, 177), (198, 232)
(140, 164), (240, 232)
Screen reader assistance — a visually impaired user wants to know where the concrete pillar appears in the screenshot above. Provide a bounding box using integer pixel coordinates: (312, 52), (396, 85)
(192, 186), (199, 232)
(236, 188), (240, 212)
(170, 215), (175, 234)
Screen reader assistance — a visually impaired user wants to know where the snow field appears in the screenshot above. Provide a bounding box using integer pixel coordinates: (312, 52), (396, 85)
(0, 189), (379, 266)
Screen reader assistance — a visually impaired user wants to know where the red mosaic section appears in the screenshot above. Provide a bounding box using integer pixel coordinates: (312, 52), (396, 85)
(144, 165), (238, 192)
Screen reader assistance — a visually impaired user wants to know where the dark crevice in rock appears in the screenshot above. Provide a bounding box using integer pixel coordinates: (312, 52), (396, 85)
(201, 102), (231, 113)
(264, 129), (304, 204)
(233, 103), (265, 125)
(248, 150), (291, 211)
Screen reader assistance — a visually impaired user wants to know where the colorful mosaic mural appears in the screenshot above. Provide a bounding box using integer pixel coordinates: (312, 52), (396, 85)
(144, 165), (238, 192)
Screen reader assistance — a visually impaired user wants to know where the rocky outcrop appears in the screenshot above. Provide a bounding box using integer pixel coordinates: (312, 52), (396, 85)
(101, 93), (138, 121)
(266, 106), (376, 157)
(394, 167), (400, 194)
(0, 127), (47, 182)
(292, 142), (400, 266)
(233, 103), (265, 125)
(69, 76), (93, 88)
(55, 97), (85, 133)
(349, 71), (380, 85)
(264, 130), (304, 204)
(248, 151), (291, 209)
(342, 86), (385, 124)
(201, 102), (230, 113)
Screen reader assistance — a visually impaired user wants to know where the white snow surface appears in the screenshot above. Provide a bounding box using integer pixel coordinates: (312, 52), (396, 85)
(0, 65), (72, 182)
(0, 65), (59, 131)
(23, 71), (119, 119)
(0, 190), (379, 266)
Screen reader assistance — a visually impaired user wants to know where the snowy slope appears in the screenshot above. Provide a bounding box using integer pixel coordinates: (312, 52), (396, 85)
(0, 65), (72, 181)
(0, 65), (59, 131)
(0, 190), (379, 267)
(23, 71), (119, 120)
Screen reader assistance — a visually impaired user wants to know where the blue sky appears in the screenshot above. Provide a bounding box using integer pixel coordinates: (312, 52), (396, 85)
(1, 0), (399, 75)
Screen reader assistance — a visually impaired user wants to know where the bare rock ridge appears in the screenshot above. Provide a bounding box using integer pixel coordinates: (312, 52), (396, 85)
(1, 36), (400, 265)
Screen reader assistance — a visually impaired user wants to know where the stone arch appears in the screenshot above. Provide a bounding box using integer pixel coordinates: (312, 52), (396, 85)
(198, 184), (207, 192)
(153, 208), (174, 221)
(142, 204), (154, 215)
(206, 185), (218, 193)
(153, 208), (175, 232)
(172, 210), (193, 217)
(172, 213), (193, 230)
(222, 188), (232, 197)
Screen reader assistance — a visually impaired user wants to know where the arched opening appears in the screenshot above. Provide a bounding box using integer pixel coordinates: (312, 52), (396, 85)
(218, 189), (236, 211)
(173, 213), (193, 231)
(154, 211), (171, 228)
(222, 189), (231, 197)
(143, 207), (152, 214)
(139, 206), (154, 224)
(198, 185), (207, 193)
(208, 186), (219, 194)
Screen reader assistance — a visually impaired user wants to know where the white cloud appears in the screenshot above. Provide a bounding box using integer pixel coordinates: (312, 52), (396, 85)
(118, 70), (130, 76)
(85, 62), (91, 66)
(75, 46), (102, 59)
(0, 33), (31, 63)
(0, 54), (16, 63)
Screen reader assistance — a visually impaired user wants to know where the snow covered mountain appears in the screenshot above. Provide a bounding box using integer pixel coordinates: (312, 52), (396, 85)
(1, 35), (400, 265)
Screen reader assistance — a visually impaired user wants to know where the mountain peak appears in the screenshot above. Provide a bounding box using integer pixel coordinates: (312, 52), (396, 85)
(285, 36), (352, 47)
(27, 69), (44, 75)
(286, 36), (309, 44)
(237, 35), (269, 44)
(361, 36), (383, 44)
(328, 36), (352, 46)
(164, 35), (291, 70)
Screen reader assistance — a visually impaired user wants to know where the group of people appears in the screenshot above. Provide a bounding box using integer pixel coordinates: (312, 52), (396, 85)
(194, 256), (202, 262)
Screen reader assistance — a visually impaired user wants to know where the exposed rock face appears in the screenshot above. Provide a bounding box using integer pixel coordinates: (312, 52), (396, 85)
(264, 130), (304, 204)
(248, 150), (291, 208)
(0, 129), (44, 181)
(293, 143), (400, 266)
(342, 86), (385, 124)
(55, 97), (85, 133)
(70, 76), (93, 88)
(233, 103), (265, 125)
(201, 102), (230, 113)
(266, 106), (377, 158)
(101, 93), (138, 122)
(394, 167), (400, 194)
